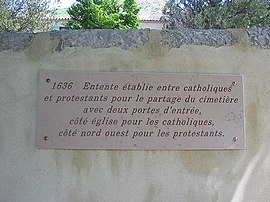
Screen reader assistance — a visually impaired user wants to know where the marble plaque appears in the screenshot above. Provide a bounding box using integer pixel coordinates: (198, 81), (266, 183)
(36, 70), (245, 150)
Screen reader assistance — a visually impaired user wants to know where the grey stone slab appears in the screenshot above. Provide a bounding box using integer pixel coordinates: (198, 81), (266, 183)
(0, 32), (33, 51)
(50, 29), (150, 52)
(161, 29), (234, 48)
(1, 28), (269, 52)
(248, 28), (270, 49)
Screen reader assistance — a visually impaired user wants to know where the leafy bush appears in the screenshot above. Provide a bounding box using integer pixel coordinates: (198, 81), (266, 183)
(67, 0), (140, 29)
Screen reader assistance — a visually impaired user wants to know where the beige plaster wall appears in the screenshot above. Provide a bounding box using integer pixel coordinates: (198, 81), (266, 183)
(140, 21), (163, 30)
(0, 29), (270, 202)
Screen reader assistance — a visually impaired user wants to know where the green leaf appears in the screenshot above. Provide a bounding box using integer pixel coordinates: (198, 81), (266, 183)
(66, 0), (140, 30)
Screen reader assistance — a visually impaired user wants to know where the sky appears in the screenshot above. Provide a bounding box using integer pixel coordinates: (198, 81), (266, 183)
(59, 0), (76, 8)
(57, 0), (165, 12)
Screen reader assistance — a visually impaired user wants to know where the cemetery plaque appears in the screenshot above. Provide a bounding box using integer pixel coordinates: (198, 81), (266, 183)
(36, 70), (245, 150)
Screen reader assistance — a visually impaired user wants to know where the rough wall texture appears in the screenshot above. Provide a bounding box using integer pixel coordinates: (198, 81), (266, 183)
(0, 29), (270, 202)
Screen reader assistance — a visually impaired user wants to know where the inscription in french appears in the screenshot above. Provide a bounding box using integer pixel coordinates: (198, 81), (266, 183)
(36, 70), (245, 150)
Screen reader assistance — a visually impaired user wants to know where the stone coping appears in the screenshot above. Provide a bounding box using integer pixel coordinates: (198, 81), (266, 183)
(0, 28), (269, 52)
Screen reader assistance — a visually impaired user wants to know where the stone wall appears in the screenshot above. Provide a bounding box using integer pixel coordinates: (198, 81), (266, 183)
(0, 28), (270, 202)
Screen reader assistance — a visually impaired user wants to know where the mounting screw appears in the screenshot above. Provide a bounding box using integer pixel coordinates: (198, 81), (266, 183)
(44, 136), (49, 141)
(46, 78), (51, 83)
(233, 137), (238, 142)
(232, 81), (236, 86)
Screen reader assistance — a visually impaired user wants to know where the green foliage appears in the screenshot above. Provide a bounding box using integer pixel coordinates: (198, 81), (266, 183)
(163, 0), (270, 29)
(0, 0), (59, 32)
(67, 0), (140, 29)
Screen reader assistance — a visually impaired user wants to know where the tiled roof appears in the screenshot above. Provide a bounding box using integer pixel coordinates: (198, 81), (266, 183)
(51, 12), (163, 22)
